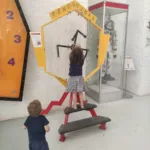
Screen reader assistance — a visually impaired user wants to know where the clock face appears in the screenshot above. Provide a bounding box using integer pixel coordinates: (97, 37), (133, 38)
(0, 0), (29, 100)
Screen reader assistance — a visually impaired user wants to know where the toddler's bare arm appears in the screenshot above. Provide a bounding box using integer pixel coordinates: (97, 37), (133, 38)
(44, 125), (50, 132)
(23, 125), (27, 129)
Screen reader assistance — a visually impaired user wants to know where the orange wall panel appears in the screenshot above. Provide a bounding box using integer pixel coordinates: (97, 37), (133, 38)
(0, 0), (29, 100)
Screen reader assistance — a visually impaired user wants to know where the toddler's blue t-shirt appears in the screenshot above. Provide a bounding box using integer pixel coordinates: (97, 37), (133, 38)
(24, 115), (49, 141)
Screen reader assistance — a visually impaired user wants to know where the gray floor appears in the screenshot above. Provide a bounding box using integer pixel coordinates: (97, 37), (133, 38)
(0, 117), (29, 150)
(1, 96), (150, 150)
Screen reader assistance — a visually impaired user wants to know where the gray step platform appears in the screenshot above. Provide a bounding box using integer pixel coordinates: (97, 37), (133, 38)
(64, 103), (97, 114)
(58, 116), (111, 134)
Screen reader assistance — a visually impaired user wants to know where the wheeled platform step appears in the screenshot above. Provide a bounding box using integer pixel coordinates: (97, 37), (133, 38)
(58, 116), (111, 134)
(64, 103), (97, 114)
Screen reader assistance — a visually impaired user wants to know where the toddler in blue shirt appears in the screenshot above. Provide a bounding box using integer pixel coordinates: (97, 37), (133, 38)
(24, 100), (50, 150)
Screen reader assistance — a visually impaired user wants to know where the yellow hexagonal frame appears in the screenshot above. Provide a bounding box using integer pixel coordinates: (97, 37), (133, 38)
(30, 0), (110, 87)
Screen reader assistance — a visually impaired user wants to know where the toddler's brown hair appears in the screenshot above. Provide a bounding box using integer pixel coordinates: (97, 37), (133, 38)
(28, 100), (42, 117)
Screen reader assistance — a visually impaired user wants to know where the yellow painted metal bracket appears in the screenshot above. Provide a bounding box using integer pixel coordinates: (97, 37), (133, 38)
(98, 32), (110, 66)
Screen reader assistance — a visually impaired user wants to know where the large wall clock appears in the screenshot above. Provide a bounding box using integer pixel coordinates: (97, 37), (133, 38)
(0, 0), (30, 101)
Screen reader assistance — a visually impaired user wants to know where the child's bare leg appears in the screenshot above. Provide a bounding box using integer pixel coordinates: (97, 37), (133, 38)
(72, 92), (77, 109)
(78, 92), (84, 109)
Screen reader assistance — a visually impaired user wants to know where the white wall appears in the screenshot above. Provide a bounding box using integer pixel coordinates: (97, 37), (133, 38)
(0, 0), (88, 121)
(2, 0), (150, 121)
(125, 0), (150, 96)
(139, 0), (150, 95)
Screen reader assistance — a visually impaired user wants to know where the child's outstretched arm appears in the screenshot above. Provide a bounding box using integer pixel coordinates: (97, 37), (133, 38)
(82, 48), (89, 60)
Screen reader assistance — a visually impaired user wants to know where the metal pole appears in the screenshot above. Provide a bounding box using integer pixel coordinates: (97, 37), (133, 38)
(99, 0), (106, 103)
(121, 10), (133, 99)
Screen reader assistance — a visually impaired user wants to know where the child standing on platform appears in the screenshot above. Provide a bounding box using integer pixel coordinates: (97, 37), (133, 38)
(66, 45), (86, 109)
(24, 100), (50, 150)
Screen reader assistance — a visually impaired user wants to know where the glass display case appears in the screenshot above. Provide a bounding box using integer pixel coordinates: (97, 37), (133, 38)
(86, 1), (129, 103)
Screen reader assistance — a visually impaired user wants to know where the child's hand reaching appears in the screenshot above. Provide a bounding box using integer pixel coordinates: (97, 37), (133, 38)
(70, 44), (75, 50)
